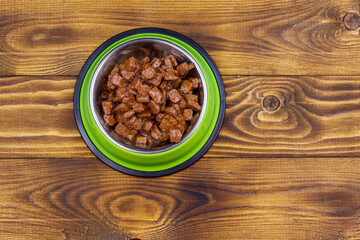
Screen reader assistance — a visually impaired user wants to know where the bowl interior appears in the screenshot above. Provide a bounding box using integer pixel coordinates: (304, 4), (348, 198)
(89, 38), (207, 153)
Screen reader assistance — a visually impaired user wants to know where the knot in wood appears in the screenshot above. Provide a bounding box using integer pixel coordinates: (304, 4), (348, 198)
(343, 13), (360, 30)
(263, 95), (280, 112)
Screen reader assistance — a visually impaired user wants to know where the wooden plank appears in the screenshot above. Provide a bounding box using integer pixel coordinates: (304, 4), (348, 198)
(1, 0), (360, 75)
(1, 157), (360, 239)
(1, 75), (360, 158)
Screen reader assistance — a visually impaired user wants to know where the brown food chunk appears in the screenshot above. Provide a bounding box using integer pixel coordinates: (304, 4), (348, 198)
(104, 114), (117, 126)
(102, 100), (114, 115)
(123, 109), (135, 119)
(122, 96), (136, 105)
(178, 97), (187, 108)
(116, 87), (128, 100)
(142, 57), (150, 64)
(183, 109), (193, 121)
(172, 79), (182, 88)
(123, 57), (136, 71)
(135, 135), (147, 145)
(137, 110), (153, 119)
(136, 93), (150, 102)
(190, 77), (199, 89)
(113, 103), (131, 113)
(187, 101), (201, 111)
(132, 102), (146, 112)
(148, 87), (163, 103)
(169, 128), (182, 143)
(185, 94), (198, 103)
(109, 73), (125, 87)
(176, 62), (195, 76)
(158, 115), (176, 132)
(121, 70), (135, 81)
(124, 115), (136, 128)
(115, 123), (137, 141)
(169, 102), (181, 115)
(180, 80), (193, 94)
(107, 78), (116, 90)
(163, 107), (177, 117)
(164, 55), (178, 68)
(164, 68), (179, 81)
(150, 58), (162, 68)
(176, 114), (186, 134)
(133, 118), (144, 130)
(149, 73), (162, 86)
(148, 100), (160, 114)
(150, 125), (162, 140)
(136, 83), (151, 94)
(142, 67), (156, 80)
(155, 113), (165, 122)
(142, 121), (153, 132)
(168, 89), (181, 103)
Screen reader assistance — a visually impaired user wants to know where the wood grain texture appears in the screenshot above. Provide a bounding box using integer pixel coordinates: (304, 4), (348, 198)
(1, 0), (360, 75)
(0, 76), (93, 158)
(1, 157), (360, 239)
(1, 75), (360, 158)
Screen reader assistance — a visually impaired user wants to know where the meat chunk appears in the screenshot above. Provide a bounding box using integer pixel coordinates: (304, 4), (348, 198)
(151, 58), (162, 68)
(142, 67), (156, 80)
(136, 93), (150, 102)
(115, 123), (137, 141)
(132, 118), (144, 130)
(135, 135), (147, 145)
(104, 114), (117, 126)
(123, 109), (135, 119)
(121, 70), (135, 81)
(169, 128), (182, 143)
(109, 73), (126, 87)
(142, 121), (153, 132)
(168, 89), (181, 103)
(163, 107), (177, 117)
(132, 102), (145, 112)
(102, 100), (114, 115)
(150, 125), (162, 140)
(136, 83), (151, 94)
(190, 77), (199, 89)
(187, 101), (201, 111)
(169, 102), (181, 115)
(148, 100), (160, 114)
(137, 110), (153, 119)
(113, 103), (131, 113)
(141, 57), (150, 64)
(176, 62), (195, 76)
(149, 73), (162, 86)
(180, 80), (193, 94)
(164, 68), (179, 81)
(185, 94), (198, 103)
(183, 109), (193, 121)
(155, 113), (165, 122)
(116, 87), (128, 100)
(164, 55), (178, 68)
(123, 57), (136, 71)
(178, 97), (187, 108)
(122, 96), (136, 105)
(148, 87), (163, 103)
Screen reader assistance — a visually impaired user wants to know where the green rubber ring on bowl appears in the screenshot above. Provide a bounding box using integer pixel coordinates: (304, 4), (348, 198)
(75, 28), (224, 176)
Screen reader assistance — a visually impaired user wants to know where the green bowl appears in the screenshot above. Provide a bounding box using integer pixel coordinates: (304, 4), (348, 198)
(74, 28), (225, 177)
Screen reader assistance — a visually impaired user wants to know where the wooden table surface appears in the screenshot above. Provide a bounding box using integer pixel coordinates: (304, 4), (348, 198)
(1, 0), (360, 239)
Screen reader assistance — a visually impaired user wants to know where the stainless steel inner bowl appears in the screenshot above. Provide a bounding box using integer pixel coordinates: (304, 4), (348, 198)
(89, 38), (207, 153)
